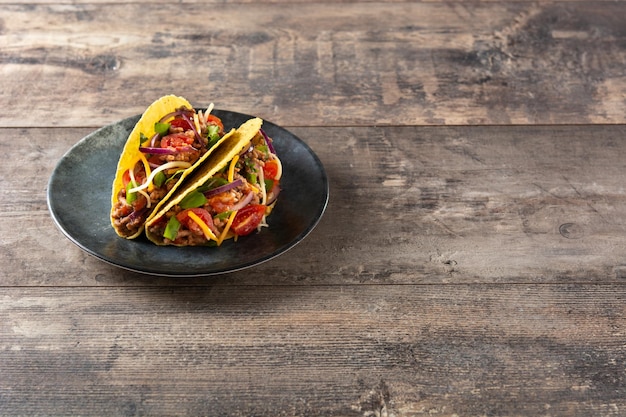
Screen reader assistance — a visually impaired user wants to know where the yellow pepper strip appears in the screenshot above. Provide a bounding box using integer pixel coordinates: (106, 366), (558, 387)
(217, 211), (238, 246)
(228, 155), (239, 183)
(247, 182), (260, 194)
(137, 153), (154, 191)
(187, 211), (218, 242)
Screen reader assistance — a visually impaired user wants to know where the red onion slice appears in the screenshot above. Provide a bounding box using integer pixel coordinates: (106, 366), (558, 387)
(181, 112), (203, 144)
(230, 191), (255, 212)
(203, 178), (243, 198)
(140, 146), (198, 155)
(149, 132), (160, 147)
(266, 183), (281, 205)
(139, 147), (176, 155)
(126, 207), (148, 222)
(159, 108), (193, 123)
(260, 129), (276, 155)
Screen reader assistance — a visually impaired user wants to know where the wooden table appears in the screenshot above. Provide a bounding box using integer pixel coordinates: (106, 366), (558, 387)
(2, 1), (625, 415)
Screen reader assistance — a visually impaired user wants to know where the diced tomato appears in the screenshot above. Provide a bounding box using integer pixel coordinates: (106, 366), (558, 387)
(231, 204), (266, 236)
(122, 169), (131, 187)
(132, 194), (147, 211)
(148, 155), (162, 166)
(207, 192), (236, 214)
(169, 117), (194, 131)
(263, 160), (280, 180)
(176, 208), (217, 235)
(161, 133), (194, 150)
(122, 163), (146, 187)
(206, 114), (224, 134)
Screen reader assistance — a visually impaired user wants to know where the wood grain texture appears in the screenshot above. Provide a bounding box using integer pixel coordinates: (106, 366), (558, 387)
(1, 285), (625, 416)
(3, 124), (626, 286)
(2, 0), (621, 3)
(1, 2), (625, 127)
(2, 1), (626, 415)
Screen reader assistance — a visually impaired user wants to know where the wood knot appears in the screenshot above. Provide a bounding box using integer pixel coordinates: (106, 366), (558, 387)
(82, 54), (121, 74)
(559, 222), (584, 239)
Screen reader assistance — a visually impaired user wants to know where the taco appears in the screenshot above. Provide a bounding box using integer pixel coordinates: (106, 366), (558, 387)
(144, 117), (282, 246)
(111, 95), (231, 239)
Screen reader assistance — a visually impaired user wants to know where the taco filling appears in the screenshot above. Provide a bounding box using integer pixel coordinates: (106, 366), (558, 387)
(146, 128), (281, 246)
(111, 104), (226, 238)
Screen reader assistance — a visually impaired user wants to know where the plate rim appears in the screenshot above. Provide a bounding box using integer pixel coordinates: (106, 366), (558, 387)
(47, 109), (329, 277)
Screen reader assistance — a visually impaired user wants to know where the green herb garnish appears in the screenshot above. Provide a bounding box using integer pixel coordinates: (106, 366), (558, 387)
(200, 177), (228, 192)
(126, 181), (138, 204)
(206, 125), (220, 148)
(164, 170), (185, 185)
(179, 190), (207, 209)
(153, 171), (166, 188)
(163, 216), (180, 241)
(245, 159), (256, 170)
(154, 122), (171, 136)
(215, 211), (233, 220)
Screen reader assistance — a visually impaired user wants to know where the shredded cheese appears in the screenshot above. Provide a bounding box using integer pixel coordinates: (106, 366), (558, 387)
(205, 103), (214, 122)
(257, 215), (269, 232)
(228, 155), (239, 183)
(128, 165), (137, 185)
(193, 113), (201, 135)
(247, 183), (260, 194)
(127, 167), (151, 207)
(128, 161), (191, 194)
(137, 153), (154, 191)
(258, 163), (267, 205)
(217, 211), (238, 246)
(187, 211), (218, 242)
(273, 156), (283, 180)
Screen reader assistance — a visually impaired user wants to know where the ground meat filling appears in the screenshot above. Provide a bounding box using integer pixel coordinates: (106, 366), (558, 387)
(112, 196), (143, 237)
(112, 173), (181, 237)
(148, 132), (275, 246)
(112, 109), (224, 237)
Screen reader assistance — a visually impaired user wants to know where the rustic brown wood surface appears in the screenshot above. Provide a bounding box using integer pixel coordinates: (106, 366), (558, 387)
(1, 1), (626, 416)
(2, 285), (625, 416)
(1, 2), (625, 127)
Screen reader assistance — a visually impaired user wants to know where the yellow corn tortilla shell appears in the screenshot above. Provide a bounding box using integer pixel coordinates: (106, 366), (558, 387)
(145, 117), (263, 246)
(110, 95), (233, 239)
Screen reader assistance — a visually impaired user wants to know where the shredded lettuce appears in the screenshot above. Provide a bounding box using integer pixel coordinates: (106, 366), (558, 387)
(206, 125), (221, 148)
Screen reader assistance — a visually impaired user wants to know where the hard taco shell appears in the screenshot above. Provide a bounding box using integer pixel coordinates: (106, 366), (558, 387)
(145, 117), (263, 246)
(110, 95), (233, 239)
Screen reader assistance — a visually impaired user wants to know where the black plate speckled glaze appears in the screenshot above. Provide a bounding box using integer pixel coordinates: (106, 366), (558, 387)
(47, 110), (328, 276)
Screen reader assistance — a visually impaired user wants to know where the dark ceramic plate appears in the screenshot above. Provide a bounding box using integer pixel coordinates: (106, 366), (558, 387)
(47, 110), (328, 276)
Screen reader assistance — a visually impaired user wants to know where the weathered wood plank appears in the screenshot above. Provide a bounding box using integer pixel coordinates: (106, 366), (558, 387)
(1, 285), (624, 416)
(4, 0), (624, 2)
(3, 124), (626, 286)
(1, 2), (624, 127)
(2, 0), (620, 3)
